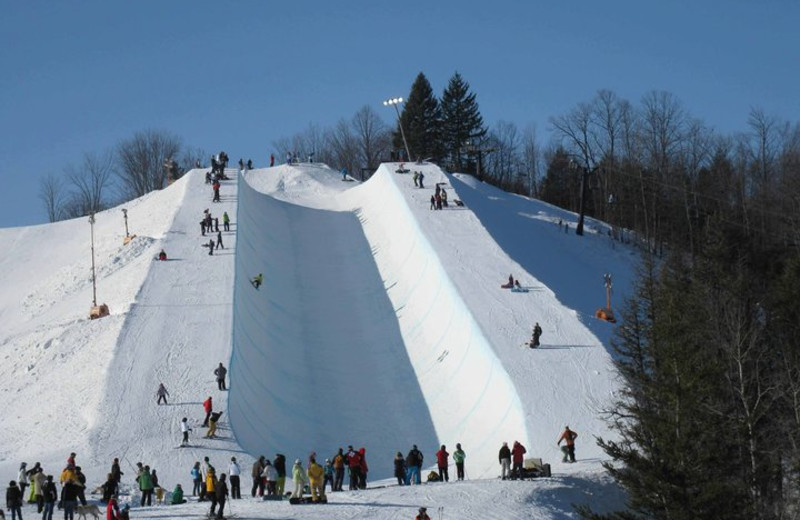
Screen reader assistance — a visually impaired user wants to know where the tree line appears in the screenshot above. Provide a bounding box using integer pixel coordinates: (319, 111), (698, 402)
(39, 130), (205, 222)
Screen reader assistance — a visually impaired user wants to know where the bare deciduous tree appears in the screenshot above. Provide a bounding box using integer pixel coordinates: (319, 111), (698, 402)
(64, 151), (115, 218)
(39, 172), (67, 222)
(351, 105), (391, 170)
(116, 129), (181, 199)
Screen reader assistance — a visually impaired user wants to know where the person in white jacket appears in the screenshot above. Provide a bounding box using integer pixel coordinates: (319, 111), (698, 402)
(18, 462), (29, 498)
(228, 457), (241, 499)
(180, 418), (192, 446)
(261, 460), (278, 497)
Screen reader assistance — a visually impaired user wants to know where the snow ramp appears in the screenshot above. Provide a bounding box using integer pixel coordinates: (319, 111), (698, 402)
(230, 165), (528, 478)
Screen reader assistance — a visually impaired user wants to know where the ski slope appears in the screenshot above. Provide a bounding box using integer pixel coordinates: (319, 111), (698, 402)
(0, 162), (637, 519)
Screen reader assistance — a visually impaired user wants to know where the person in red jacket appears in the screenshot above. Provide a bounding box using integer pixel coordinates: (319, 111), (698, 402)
(106, 496), (120, 520)
(435, 445), (449, 482)
(357, 448), (368, 489)
(346, 447), (361, 490)
(511, 441), (527, 480)
(202, 396), (213, 427)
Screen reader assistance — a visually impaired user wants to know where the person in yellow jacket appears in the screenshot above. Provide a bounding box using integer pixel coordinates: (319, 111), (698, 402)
(307, 458), (325, 502)
(205, 467), (220, 517)
(291, 459), (307, 500)
(59, 467), (77, 485)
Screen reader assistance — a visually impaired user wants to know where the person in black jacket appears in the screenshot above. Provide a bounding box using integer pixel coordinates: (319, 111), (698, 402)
(498, 442), (512, 480)
(273, 454), (286, 497)
(6, 480), (23, 520)
(111, 458), (123, 485)
(393, 452), (406, 486)
(214, 363), (227, 391)
(101, 473), (117, 503)
(75, 467), (88, 505)
(215, 474), (228, 519)
(42, 475), (58, 520)
(61, 479), (80, 520)
(405, 445), (423, 485)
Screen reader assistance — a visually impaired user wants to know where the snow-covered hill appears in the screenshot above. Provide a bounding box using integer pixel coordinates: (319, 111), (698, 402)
(0, 162), (636, 519)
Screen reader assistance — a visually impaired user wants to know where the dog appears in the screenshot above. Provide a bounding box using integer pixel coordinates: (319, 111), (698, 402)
(155, 486), (166, 505)
(75, 504), (101, 520)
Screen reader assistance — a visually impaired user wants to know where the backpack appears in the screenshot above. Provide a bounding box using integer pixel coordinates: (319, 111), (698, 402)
(426, 471), (440, 482)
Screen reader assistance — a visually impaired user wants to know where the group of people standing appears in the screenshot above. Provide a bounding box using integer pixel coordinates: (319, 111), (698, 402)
(200, 209), (229, 255)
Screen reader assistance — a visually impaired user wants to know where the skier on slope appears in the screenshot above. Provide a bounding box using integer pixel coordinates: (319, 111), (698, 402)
(156, 383), (169, 405)
(180, 418), (192, 446)
(529, 323), (543, 348)
(206, 411), (223, 438)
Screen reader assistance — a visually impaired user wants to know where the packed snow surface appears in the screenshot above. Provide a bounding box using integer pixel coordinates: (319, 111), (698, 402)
(0, 162), (638, 518)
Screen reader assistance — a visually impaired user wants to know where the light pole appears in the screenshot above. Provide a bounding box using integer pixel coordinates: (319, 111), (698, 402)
(89, 213), (110, 319)
(383, 97), (412, 162)
(122, 209), (129, 237)
(568, 159), (599, 236)
(89, 213), (97, 307)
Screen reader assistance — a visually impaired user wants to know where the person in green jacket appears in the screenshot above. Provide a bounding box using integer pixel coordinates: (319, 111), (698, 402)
(222, 212), (230, 232)
(171, 483), (186, 504)
(139, 466), (154, 506)
(251, 273), (263, 289)
(453, 443), (466, 481)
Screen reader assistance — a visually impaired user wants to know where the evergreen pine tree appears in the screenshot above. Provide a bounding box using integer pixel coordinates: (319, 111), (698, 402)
(440, 72), (485, 172)
(588, 253), (750, 520)
(395, 72), (442, 163)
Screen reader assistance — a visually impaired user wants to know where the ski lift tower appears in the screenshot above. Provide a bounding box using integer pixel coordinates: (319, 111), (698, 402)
(595, 273), (617, 323)
(88, 213), (110, 320)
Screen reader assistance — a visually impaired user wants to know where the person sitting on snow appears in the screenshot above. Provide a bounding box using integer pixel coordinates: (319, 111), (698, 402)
(158, 250), (167, 261)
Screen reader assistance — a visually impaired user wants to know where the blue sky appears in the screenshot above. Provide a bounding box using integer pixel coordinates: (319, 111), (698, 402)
(2, 0), (798, 228)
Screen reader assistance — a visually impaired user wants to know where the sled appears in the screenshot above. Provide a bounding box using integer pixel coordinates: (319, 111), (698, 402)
(511, 287), (529, 293)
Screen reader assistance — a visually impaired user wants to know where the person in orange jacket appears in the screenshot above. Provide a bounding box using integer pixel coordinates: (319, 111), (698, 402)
(557, 426), (578, 463)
